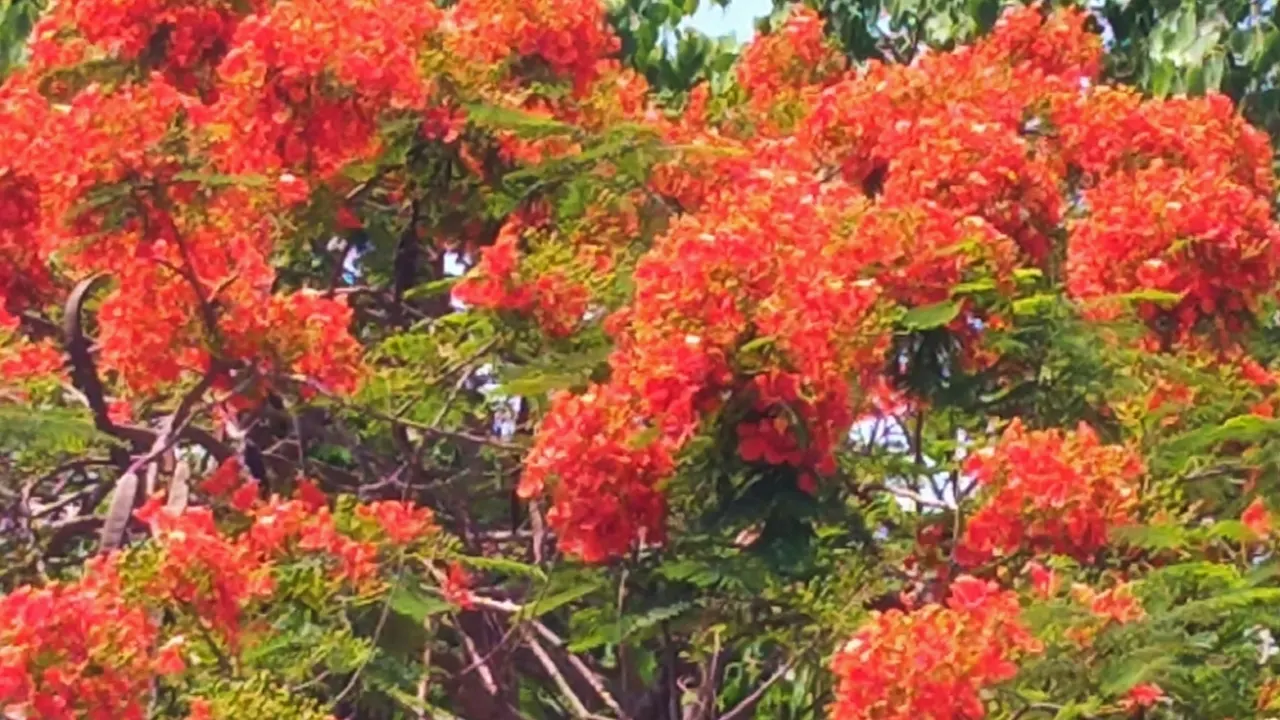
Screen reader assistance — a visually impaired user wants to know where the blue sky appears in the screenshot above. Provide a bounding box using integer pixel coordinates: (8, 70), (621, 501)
(685, 0), (771, 41)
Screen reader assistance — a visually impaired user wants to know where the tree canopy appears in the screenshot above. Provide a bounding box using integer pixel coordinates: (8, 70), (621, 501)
(5, 1), (1280, 719)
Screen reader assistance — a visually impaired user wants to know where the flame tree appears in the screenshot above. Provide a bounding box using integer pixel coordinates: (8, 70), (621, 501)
(4, 1), (1280, 718)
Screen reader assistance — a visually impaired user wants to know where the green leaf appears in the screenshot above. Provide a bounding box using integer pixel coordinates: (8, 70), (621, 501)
(737, 335), (775, 356)
(459, 555), (548, 582)
(1116, 288), (1185, 306)
(1111, 523), (1188, 550)
(465, 103), (576, 137)
(1158, 587), (1280, 624)
(657, 559), (727, 588)
(619, 602), (693, 641)
(495, 371), (589, 397)
(1100, 651), (1173, 695)
(1053, 699), (1104, 719)
(403, 277), (459, 300)
(1162, 414), (1280, 458)
(951, 278), (997, 295)
(523, 577), (606, 618)
(900, 300), (962, 330)
(172, 170), (270, 189)
(389, 584), (453, 623)
(1011, 293), (1057, 316)
(1206, 519), (1253, 542)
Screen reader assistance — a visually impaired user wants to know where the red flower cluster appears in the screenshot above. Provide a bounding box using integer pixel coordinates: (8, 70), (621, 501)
(524, 170), (905, 560)
(0, 475), (439, 717)
(452, 217), (591, 338)
(0, 57), (367, 397)
(442, 562), (476, 610)
(242, 497), (381, 587)
(798, 6), (1098, 262)
(1068, 163), (1280, 343)
(454, 221), (534, 311)
(519, 6), (1110, 560)
(1053, 89), (1272, 193)
(356, 500), (439, 546)
(1244, 497), (1273, 539)
(1052, 82), (1279, 344)
(1082, 581), (1146, 625)
(0, 337), (62, 389)
(0, 558), (181, 720)
(958, 420), (1145, 565)
(447, 0), (619, 92)
(1122, 683), (1165, 711)
(136, 498), (279, 649)
(27, 0), (265, 98)
(830, 576), (1041, 719)
(196, 0), (442, 186)
(501, 3), (1280, 566)
(736, 7), (845, 130)
(520, 385), (674, 562)
(0, 165), (48, 322)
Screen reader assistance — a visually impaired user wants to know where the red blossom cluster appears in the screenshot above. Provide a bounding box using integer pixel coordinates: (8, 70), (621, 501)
(829, 576), (1042, 719)
(0, 558), (183, 720)
(1078, 581), (1146, 625)
(523, 172), (892, 561)
(452, 216), (591, 338)
(0, 472), (438, 718)
(447, 0), (619, 92)
(356, 499), (439, 546)
(519, 385), (674, 562)
(1244, 497), (1274, 538)
(0, 0), (653, 403)
(194, 0), (442, 186)
(735, 7), (845, 130)
(958, 420), (1145, 565)
(0, 84), (363, 398)
(134, 481), (439, 651)
(136, 498), (281, 648)
(1068, 162), (1280, 343)
(522, 6), (1119, 562)
(794, 7), (1098, 262)
(28, 0), (264, 98)
(1051, 85), (1279, 342)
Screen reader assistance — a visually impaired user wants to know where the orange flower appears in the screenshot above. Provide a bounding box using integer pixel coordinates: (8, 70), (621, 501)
(1088, 583), (1146, 625)
(831, 576), (1041, 720)
(959, 421), (1144, 565)
(1121, 683), (1165, 711)
(443, 562), (475, 610)
(356, 500), (438, 546)
(1243, 497), (1272, 539)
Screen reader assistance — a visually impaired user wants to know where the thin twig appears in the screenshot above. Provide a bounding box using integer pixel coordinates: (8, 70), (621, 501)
(455, 615), (499, 694)
(870, 482), (953, 510)
(533, 621), (628, 720)
(301, 379), (523, 452)
(715, 656), (800, 720)
(692, 631), (721, 720)
(524, 630), (591, 719)
(417, 617), (439, 720)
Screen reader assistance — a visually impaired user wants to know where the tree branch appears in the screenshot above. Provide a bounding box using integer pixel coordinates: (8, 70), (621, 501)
(524, 629), (592, 719)
(714, 656), (799, 720)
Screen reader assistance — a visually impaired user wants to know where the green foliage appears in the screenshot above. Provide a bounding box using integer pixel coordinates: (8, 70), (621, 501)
(0, 0), (40, 78)
(0, 404), (99, 460)
(607, 0), (742, 93)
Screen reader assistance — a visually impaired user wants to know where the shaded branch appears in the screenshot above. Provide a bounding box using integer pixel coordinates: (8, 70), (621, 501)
(715, 655), (800, 720)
